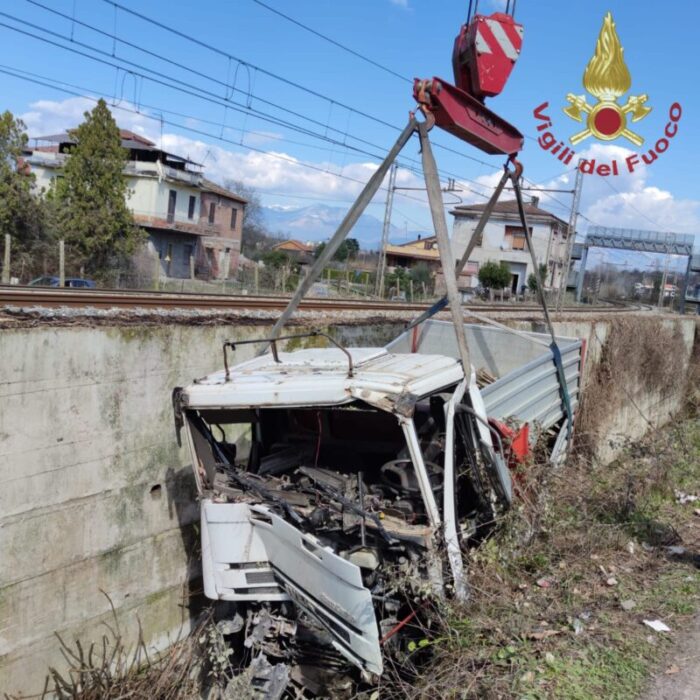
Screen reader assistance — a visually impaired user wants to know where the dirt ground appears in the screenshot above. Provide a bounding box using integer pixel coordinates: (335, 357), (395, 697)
(640, 614), (700, 699)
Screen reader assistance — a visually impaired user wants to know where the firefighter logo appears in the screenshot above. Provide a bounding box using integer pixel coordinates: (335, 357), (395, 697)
(564, 12), (651, 146)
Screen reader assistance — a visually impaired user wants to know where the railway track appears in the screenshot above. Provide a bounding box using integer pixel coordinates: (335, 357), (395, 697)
(0, 285), (635, 314)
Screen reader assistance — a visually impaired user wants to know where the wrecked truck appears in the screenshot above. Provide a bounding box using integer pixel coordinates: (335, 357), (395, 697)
(172, 319), (582, 695)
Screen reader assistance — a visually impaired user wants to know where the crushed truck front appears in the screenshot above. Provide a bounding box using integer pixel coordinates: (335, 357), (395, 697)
(172, 326), (582, 695)
(173, 346), (480, 690)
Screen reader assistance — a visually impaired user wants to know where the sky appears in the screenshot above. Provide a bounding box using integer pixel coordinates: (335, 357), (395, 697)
(0, 0), (698, 269)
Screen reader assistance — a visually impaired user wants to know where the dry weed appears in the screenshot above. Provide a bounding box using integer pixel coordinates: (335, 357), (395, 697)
(393, 417), (700, 700)
(3, 596), (235, 700)
(576, 317), (686, 457)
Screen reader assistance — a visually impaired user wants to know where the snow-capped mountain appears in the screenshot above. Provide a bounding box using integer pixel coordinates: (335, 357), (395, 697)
(262, 204), (425, 249)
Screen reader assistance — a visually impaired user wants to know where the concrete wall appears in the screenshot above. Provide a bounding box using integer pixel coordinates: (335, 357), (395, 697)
(0, 314), (695, 695)
(0, 320), (402, 696)
(512, 316), (697, 463)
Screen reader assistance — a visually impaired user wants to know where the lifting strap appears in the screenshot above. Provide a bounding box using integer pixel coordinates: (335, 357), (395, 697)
(510, 165), (574, 441)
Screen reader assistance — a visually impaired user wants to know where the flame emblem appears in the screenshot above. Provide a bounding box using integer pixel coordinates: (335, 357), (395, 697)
(564, 12), (651, 146)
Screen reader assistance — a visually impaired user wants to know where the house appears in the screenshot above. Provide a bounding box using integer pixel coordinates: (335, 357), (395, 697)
(384, 234), (480, 293)
(23, 130), (246, 279)
(450, 198), (569, 293)
(272, 239), (315, 265)
(385, 235), (442, 273)
(199, 179), (247, 277)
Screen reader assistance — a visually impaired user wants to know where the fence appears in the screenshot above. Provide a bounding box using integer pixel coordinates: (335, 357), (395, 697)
(2, 235), (661, 308)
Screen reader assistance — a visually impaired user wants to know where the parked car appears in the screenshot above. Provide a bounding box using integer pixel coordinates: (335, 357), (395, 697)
(28, 276), (96, 289)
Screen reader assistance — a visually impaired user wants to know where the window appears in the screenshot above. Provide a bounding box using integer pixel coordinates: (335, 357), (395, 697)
(167, 189), (177, 223)
(504, 225), (532, 251)
(230, 207), (238, 230)
(512, 232), (527, 250)
(183, 244), (194, 264)
(188, 195), (196, 220)
(208, 202), (216, 224)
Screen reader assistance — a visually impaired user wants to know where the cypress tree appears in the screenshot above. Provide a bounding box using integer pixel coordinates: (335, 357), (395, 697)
(51, 99), (144, 276)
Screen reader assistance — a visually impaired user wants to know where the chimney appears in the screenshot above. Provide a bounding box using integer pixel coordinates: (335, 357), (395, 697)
(530, 196), (540, 208)
(418, 234), (422, 240)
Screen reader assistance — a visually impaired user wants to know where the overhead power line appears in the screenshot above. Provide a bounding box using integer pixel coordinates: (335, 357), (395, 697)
(0, 64), (437, 214)
(7, 6), (495, 198)
(30, 0), (400, 134)
(95, 0), (502, 173)
(250, 0), (412, 84)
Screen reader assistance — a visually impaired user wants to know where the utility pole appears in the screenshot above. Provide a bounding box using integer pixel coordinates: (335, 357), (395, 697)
(679, 254), (693, 315)
(376, 162), (398, 297)
(2, 235), (10, 284)
(556, 161), (583, 310)
(58, 240), (65, 288)
(375, 168), (464, 298)
(658, 254), (670, 308)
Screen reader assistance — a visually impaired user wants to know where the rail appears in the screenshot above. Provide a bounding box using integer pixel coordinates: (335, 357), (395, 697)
(0, 285), (640, 314)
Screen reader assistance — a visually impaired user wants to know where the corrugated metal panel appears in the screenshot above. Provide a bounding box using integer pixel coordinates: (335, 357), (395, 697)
(481, 340), (582, 431)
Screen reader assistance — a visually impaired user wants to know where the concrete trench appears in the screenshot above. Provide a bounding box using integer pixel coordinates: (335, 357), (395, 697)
(0, 310), (696, 696)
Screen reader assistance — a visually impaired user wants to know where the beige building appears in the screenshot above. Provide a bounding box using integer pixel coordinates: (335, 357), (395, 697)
(385, 235), (441, 273)
(450, 199), (569, 293)
(24, 130), (246, 279)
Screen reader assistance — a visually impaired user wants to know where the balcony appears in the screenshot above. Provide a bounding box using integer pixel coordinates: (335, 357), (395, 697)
(26, 152), (68, 168)
(159, 162), (202, 186)
(133, 214), (208, 236)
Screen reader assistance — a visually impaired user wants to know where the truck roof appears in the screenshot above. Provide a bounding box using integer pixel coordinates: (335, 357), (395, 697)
(183, 347), (464, 412)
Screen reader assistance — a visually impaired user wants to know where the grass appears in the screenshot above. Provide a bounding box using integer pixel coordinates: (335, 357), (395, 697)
(402, 417), (700, 699)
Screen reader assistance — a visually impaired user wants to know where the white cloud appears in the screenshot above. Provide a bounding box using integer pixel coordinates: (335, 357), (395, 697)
(389, 0), (410, 9)
(162, 132), (423, 200)
(20, 97), (158, 141)
(23, 97), (697, 243)
(18, 96), (425, 203)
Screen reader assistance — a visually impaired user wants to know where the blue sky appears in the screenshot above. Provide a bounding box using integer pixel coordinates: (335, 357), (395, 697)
(0, 0), (697, 266)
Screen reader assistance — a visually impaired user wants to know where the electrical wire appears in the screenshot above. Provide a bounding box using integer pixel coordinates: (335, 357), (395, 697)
(95, 0), (504, 173)
(8, 3), (572, 217)
(3, 9), (496, 198)
(0, 66), (380, 191)
(250, 0), (412, 84)
(0, 63), (440, 212)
